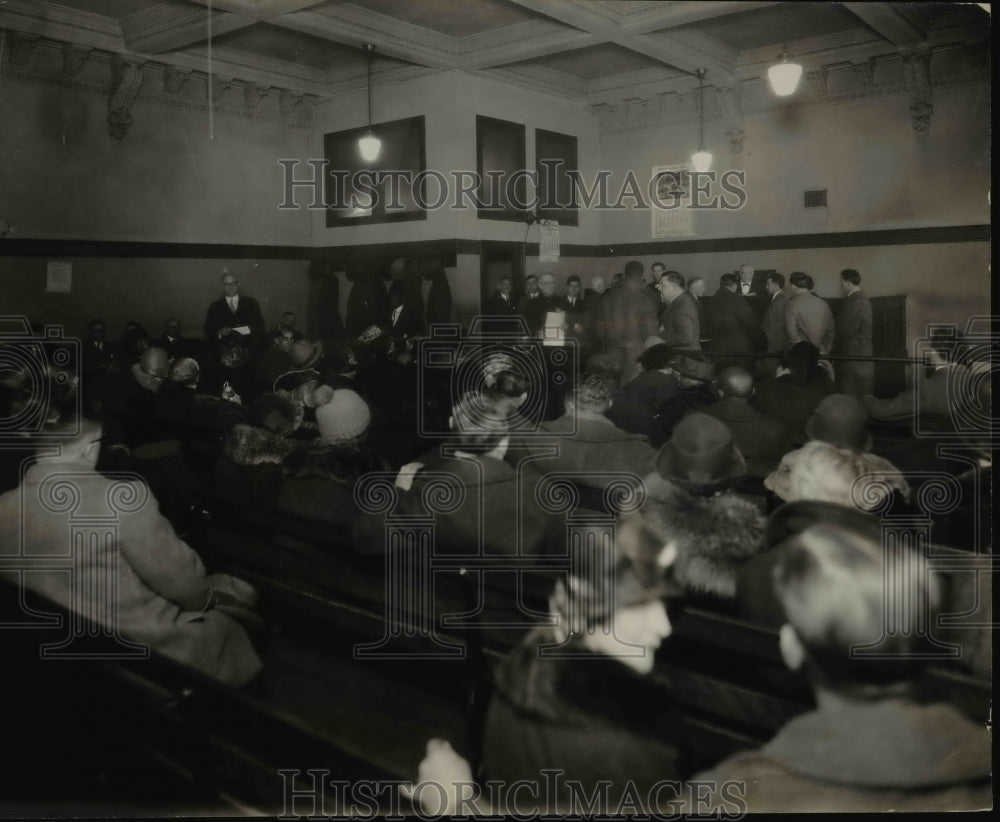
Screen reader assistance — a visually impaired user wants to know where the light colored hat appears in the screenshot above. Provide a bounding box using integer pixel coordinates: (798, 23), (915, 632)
(315, 389), (371, 444)
(289, 339), (324, 370)
(643, 335), (667, 351)
(168, 357), (200, 384)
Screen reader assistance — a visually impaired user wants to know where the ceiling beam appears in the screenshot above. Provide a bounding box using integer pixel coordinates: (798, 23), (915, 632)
(458, 22), (600, 70)
(122, 0), (330, 55)
(841, 2), (928, 47)
(503, 0), (736, 79)
(269, 4), (458, 70)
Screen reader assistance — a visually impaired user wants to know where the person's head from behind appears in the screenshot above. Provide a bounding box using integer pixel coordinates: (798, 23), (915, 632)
(553, 502), (678, 675)
(687, 276), (706, 298)
(839, 268), (861, 296)
(538, 273), (556, 298)
(781, 340), (821, 383)
(164, 318), (181, 339)
(448, 392), (510, 460)
(773, 524), (942, 698)
(766, 272), (785, 296)
(566, 275), (581, 299)
(498, 275), (512, 297)
(591, 275), (606, 295)
(657, 271), (685, 303)
(624, 260), (644, 280)
(121, 327), (150, 360)
(637, 343), (675, 373)
(525, 274), (539, 296)
(44, 414), (104, 470)
(87, 318), (105, 342)
(788, 271), (814, 293)
(767, 440), (892, 512)
(716, 366), (753, 400)
(719, 272), (739, 292)
(566, 374), (614, 416)
(483, 365), (529, 419)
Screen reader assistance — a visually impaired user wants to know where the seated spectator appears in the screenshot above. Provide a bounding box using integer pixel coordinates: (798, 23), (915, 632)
(862, 329), (973, 432)
(117, 325), (151, 368)
(352, 393), (550, 556)
(642, 412), (764, 600)
(129, 346), (171, 395)
(269, 311), (302, 345)
(702, 367), (793, 477)
(80, 317), (117, 379)
(764, 439), (908, 511)
(538, 374), (657, 491)
(276, 388), (388, 526)
(154, 318), (195, 359)
(216, 393), (302, 505)
(650, 354), (718, 442)
(694, 524), (990, 812)
(481, 506), (682, 812)
(606, 342), (680, 441)
(0, 412), (262, 687)
(254, 326), (297, 395)
(752, 341), (836, 439)
(804, 393), (908, 492)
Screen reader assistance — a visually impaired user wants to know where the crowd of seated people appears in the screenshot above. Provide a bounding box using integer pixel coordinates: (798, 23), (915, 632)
(0, 258), (990, 814)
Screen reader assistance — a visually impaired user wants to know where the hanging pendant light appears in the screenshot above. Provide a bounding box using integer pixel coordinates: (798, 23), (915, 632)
(690, 69), (712, 173)
(358, 43), (381, 163)
(768, 49), (803, 97)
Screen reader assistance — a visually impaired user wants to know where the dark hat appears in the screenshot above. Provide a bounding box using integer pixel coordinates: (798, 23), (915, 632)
(670, 354), (715, 382)
(289, 339), (324, 370)
(248, 392), (303, 437)
(805, 394), (873, 453)
(655, 412), (746, 491)
(765, 499), (883, 550)
(324, 341), (359, 375)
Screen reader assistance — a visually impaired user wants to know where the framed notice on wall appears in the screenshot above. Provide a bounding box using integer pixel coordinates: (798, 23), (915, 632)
(651, 164), (694, 238)
(46, 261), (72, 292)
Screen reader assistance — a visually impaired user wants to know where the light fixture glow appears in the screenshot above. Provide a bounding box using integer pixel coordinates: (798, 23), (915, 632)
(357, 43), (381, 163)
(768, 54), (803, 97)
(358, 133), (381, 163)
(690, 69), (712, 172)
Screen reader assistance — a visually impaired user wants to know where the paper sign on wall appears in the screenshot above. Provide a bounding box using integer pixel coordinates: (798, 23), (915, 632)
(539, 219), (560, 262)
(651, 164), (694, 238)
(46, 262), (72, 293)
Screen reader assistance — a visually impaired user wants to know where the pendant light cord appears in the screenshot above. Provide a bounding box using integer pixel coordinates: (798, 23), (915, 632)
(207, 0), (214, 140)
(366, 44), (373, 129)
(698, 69), (705, 151)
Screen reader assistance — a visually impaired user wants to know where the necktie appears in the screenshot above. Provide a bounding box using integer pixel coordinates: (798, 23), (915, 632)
(228, 297), (237, 312)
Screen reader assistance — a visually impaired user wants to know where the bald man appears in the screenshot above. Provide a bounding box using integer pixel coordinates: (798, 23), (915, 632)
(523, 272), (563, 336)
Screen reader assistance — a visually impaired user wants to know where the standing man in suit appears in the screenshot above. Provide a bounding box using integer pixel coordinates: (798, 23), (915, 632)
(833, 269), (874, 398)
(203, 269), (266, 357)
(786, 272), (835, 356)
(344, 266), (386, 337)
(523, 272), (563, 337)
(649, 261), (666, 298)
(308, 261), (344, 341)
(686, 276), (708, 346)
(517, 275), (541, 333)
(707, 272), (763, 370)
(737, 263), (767, 321)
(421, 256), (453, 329)
(483, 275), (518, 316)
(598, 260), (660, 384)
(656, 271), (700, 350)
(760, 272), (790, 376)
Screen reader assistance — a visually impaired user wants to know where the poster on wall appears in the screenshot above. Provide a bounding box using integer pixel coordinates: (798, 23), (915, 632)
(539, 219), (560, 262)
(46, 261), (72, 293)
(651, 164), (694, 238)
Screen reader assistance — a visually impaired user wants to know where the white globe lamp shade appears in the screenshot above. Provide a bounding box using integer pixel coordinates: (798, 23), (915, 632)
(358, 133), (381, 163)
(768, 61), (803, 97)
(691, 150), (713, 173)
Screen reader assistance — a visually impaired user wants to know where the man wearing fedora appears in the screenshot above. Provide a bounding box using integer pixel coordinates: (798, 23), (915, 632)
(641, 412), (765, 601)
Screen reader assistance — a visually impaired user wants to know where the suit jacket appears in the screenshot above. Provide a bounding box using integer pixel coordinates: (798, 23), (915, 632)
(203, 295), (265, 344)
(834, 290), (873, 356)
(598, 276), (660, 349)
(561, 294), (586, 329)
(736, 275), (768, 320)
(761, 291), (790, 353)
(659, 290), (701, 349)
(702, 398), (793, 476)
(537, 413), (657, 489)
(707, 288), (763, 355)
(688, 293), (708, 341)
(523, 294), (564, 337)
(752, 371), (837, 435)
(309, 273), (344, 340)
(423, 270), (453, 327)
(345, 274), (386, 337)
(80, 339), (116, 376)
(153, 335), (194, 359)
(787, 291), (835, 355)
(866, 363), (969, 425)
(690, 698), (991, 813)
(483, 290), (519, 316)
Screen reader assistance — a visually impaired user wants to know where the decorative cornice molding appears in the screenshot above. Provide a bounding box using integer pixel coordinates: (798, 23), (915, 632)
(60, 43), (92, 77)
(1, 45), (315, 132)
(594, 57), (988, 138)
(108, 56), (146, 140)
(901, 51), (933, 134)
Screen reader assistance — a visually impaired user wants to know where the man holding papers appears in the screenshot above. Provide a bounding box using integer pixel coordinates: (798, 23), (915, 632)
(204, 268), (266, 357)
